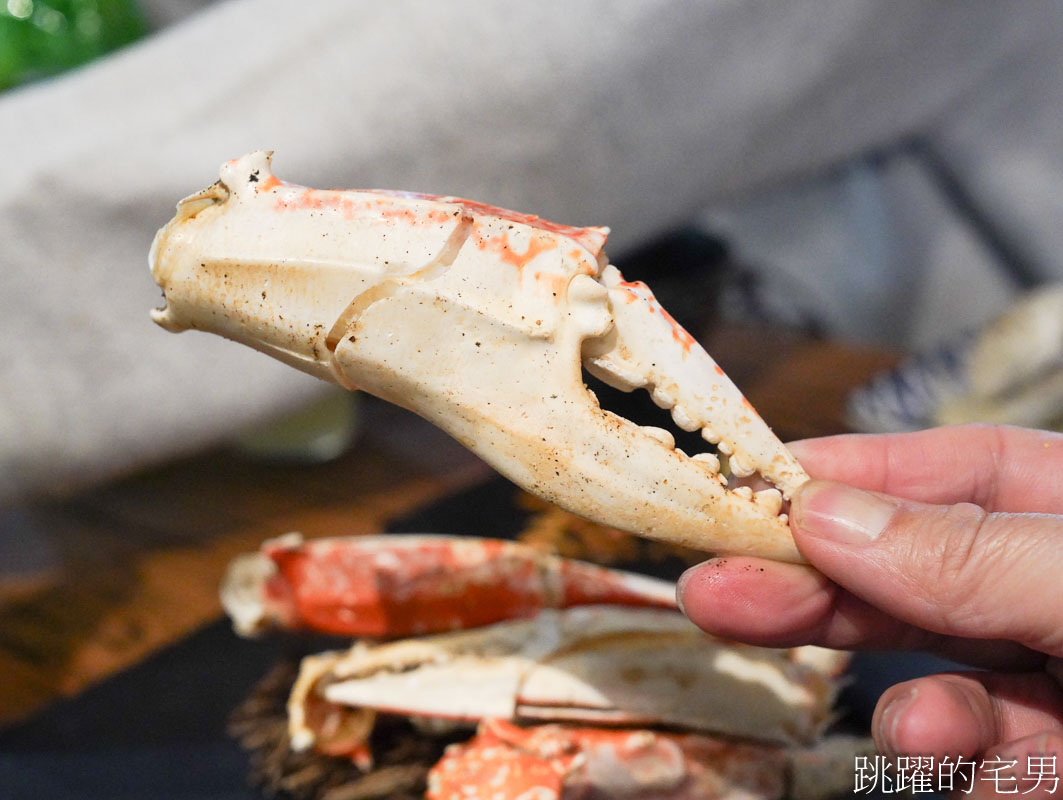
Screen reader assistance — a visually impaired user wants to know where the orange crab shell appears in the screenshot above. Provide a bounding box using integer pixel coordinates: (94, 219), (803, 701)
(223, 533), (677, 638)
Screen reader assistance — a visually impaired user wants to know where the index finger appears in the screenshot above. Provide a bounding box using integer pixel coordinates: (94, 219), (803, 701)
(787, 424), (1063, 514)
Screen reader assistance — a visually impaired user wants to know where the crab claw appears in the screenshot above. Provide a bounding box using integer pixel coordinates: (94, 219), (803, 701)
(151, 152), (807, 561)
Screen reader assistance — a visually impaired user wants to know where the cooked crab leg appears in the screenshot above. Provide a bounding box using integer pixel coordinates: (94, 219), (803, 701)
(221, 533), (677, 638)
(286, 607), (847, 752)
(150, 152), (808, 561)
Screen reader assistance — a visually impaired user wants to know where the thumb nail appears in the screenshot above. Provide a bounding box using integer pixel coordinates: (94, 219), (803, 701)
(792, 481), (896, 545)
(874, 686), (918, 757)
(675, 569), (690, 615)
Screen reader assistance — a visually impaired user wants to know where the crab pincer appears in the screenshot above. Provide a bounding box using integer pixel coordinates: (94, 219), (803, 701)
(151, 152), (809, 560)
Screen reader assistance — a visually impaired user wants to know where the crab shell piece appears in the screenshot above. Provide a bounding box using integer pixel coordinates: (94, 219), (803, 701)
(427, 718), (788, 800)
(935, 284), (1063, 428)
(150, 152), (808, 561)
(221, 533), (678, 638)
(286, 606), (848, 754)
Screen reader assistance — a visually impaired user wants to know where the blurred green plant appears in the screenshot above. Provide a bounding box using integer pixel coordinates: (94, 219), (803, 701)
(0, 0), (146, 92)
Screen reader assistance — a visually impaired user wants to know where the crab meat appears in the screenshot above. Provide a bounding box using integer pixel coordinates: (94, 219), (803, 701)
(150, 152), (809, 561)
(285, 606), (847, 754)
(428, 719), (875, 800)
(428, 718), (788, 800)
(221, 533), (677, 638)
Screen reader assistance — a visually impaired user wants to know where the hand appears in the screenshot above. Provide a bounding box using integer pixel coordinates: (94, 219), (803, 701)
(678, 424), (1063, 793)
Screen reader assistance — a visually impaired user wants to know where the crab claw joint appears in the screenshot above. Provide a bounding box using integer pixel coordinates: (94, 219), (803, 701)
(151, 152), (808, 561)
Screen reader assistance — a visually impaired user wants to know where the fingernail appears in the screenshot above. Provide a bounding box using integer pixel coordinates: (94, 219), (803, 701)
(784, 439), (813, 461)
(675, 569), (690, 615)
(793, 481), (896, 545)
(875, 687), (917, 756)
(676, 561), (722, 617)
(675, 562), (714, 615)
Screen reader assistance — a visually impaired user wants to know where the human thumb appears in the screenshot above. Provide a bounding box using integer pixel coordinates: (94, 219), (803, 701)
(789, 480), (1063, 657)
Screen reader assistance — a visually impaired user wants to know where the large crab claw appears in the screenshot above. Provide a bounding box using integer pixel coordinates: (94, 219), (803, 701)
(150, 152), (808, 561)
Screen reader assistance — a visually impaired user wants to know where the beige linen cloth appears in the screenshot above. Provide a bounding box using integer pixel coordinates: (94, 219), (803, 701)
(2, 0), (1062, 504)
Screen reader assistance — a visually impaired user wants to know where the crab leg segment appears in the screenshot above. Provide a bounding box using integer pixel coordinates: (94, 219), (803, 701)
(286, 607), (847, 752)
(221, 533), (677, 638)
(151, 152), (808, 561)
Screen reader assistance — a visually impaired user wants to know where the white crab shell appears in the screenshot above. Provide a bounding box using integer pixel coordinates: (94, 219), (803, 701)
(287, 606), (847, 753)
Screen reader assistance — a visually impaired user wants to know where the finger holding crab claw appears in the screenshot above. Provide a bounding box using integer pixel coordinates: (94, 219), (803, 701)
(151, 152), (809, 561)
(160, 154), (865, 797)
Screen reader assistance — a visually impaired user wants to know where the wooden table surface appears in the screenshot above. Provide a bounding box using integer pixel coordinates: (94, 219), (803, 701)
(0, 323), (899, 727)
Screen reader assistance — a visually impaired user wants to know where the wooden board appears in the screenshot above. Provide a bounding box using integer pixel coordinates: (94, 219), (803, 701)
(0, 436), (488, 724)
